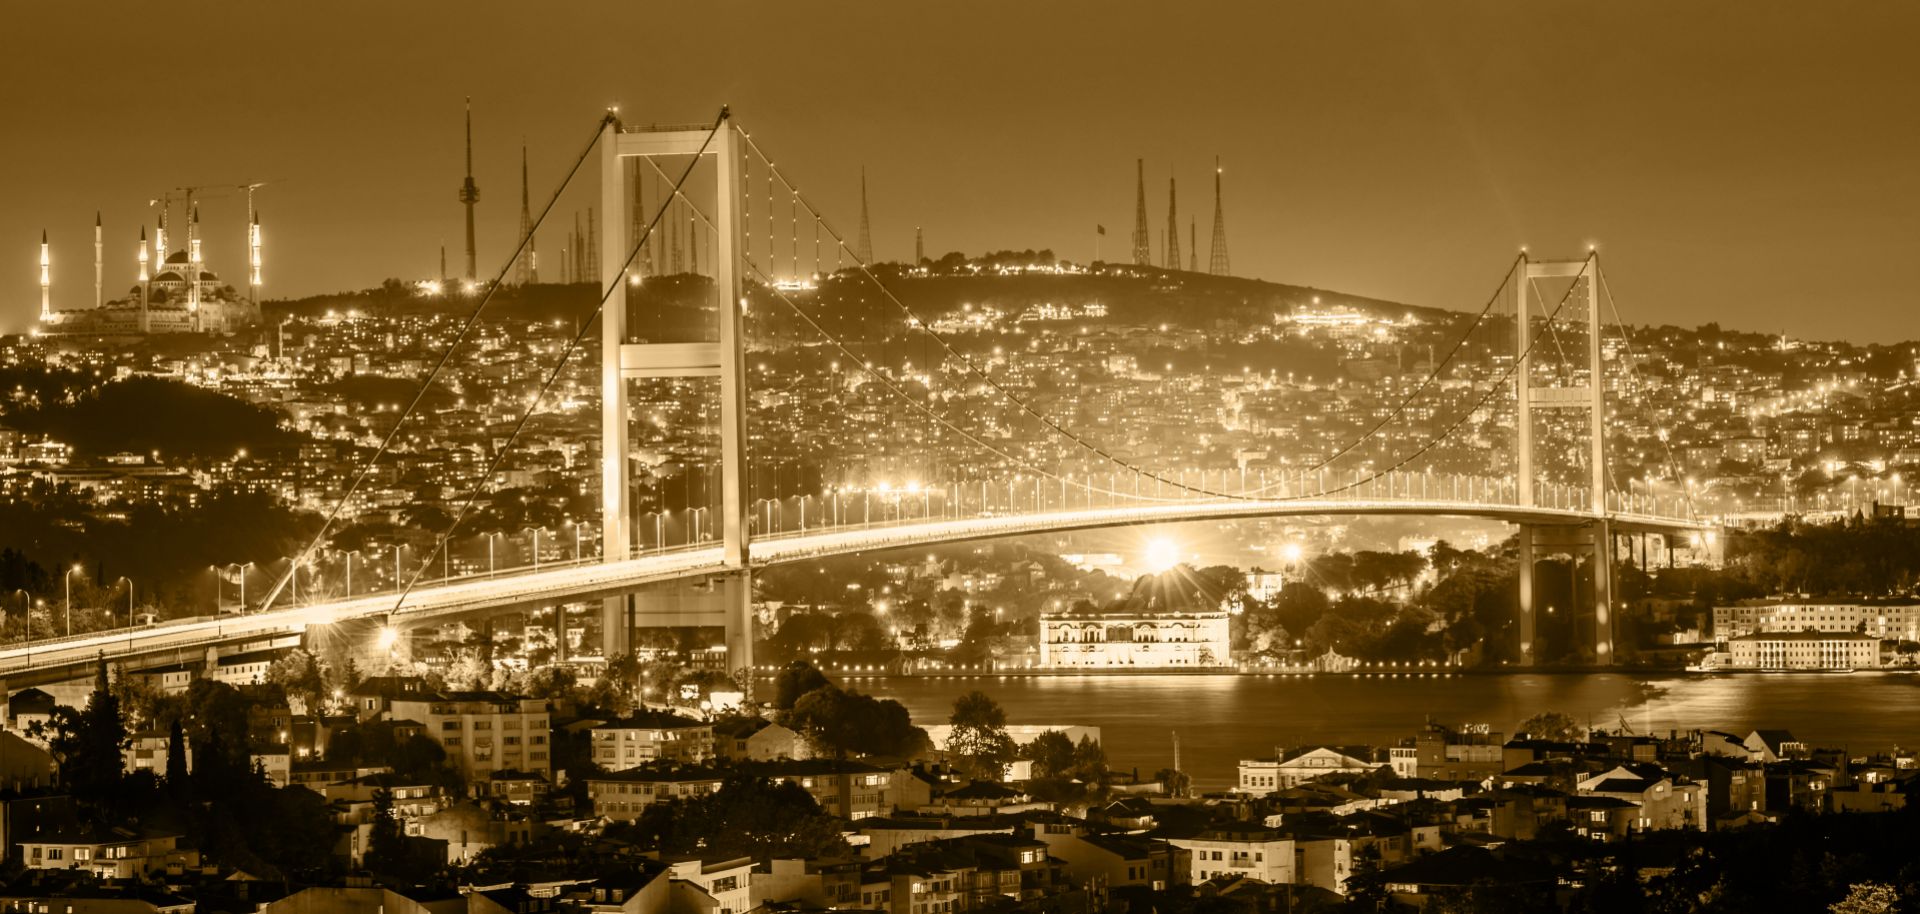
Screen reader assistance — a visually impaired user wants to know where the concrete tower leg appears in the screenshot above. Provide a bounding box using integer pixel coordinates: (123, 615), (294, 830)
(603, 594), (633, 659)
(724, 572), (754, 685)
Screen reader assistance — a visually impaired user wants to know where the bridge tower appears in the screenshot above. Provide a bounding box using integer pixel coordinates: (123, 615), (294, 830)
(1514, 255), (1615, 666)
(598, 117), (753, 676)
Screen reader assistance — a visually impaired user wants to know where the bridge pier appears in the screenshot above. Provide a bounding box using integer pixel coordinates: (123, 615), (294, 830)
(601, 572), (753, 681)
(1516, 521), (1615, 667)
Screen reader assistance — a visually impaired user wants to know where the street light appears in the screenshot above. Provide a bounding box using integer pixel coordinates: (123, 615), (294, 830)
(64, 565), (81, 637)
(486, 533), (504, 576)
(230, 562), (254, 613)
(527, 527), (542, 571)
(345, 550), (360, 597)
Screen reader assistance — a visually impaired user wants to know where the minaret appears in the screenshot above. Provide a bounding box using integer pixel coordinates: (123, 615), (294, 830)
(856, 167), (873, 263)
(915, 226), (924, 267)
(38, 230), (51, 321)
(1209, 157), (1231, 276)
(137, 226), (151, 333)
(1165, 176), (1181, 270)
(517, 144), (535, 285)
(249, 209), (263, 303)
(93, 213), (103, 308)
(1188, 217), (1197, 273)
(155, 208), (167, 271)
(187, 204), (202, 316)
(1131, 159), (1151, 266)
(458, 97), (481, 282)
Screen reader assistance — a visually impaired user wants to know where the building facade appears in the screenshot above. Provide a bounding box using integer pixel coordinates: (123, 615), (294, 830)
(1038, 608), (1229, 669)
(1713, 600), (1920, 642)
(1726, 631), (1879, 670)
(388, 691), (551, 780)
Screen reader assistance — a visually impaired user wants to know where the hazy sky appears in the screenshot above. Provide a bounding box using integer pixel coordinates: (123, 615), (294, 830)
(5, 2), (1917, 341)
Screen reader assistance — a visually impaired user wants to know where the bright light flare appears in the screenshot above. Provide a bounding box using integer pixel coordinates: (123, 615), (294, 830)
(1144, 538), (1180, 574)
(1280, 542), (1304, 564)
(376, 626), (399, 650)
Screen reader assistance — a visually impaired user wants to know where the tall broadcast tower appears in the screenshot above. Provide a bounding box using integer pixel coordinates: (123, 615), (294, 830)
(856, 168), (874, 263)
(38, 230), (51, 321)
(1209, 157), (1230, 276)
(459, 97), (481, 283)
(1164, 176), (1181, 270)
(517, 144), (536, 285)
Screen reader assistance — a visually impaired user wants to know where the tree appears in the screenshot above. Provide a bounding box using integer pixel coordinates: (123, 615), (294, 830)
(365, 787), (413, 877)
(266, 648), (327, 714)
(630, 775), (851, 862)
(772, 661), (833, 711)
(1022, 730), (1077, 780)
(947, 690), (1015, 781)
(50, 664), (128, 809)
(786, 685), (929, 759)
(1830, 882), (1899, 914)
(165, 717), (190, 801)
(1517, 710), (1584, 742)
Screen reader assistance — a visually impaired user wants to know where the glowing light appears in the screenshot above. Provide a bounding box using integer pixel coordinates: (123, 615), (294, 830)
(1280, 542), (1304, 564)
(1144, 538), (1180, 574)
(376, 626), (399, 650)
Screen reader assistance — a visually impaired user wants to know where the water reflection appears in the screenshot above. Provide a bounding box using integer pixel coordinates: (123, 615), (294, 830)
(867, 672), (1920, 789)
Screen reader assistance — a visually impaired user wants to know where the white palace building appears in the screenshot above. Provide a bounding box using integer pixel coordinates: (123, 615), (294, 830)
(1037, 607), (1231, 669)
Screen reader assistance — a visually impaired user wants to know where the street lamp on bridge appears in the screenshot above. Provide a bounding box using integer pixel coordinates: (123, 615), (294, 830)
(64, 564), (82, 637)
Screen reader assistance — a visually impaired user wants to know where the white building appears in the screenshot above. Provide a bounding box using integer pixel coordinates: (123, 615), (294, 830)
(1727, 631), (1879, 670)
(1038, 608), (1230, 668)
(1713, 601), (1920, 642)
(1170, 825), (1295, 884)
(1237, 746), (1384, 794)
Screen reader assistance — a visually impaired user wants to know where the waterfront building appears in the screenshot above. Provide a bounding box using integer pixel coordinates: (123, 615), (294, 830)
(1726, 631), (1880, 670)
(1388, 722), (1505, 781)
(1712, 600), (1920, 642)
(1037, 607), (1229, 668)
(1237, 746), (1385, 795)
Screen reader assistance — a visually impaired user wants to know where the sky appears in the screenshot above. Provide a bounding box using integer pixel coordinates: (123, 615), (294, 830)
(4, 1), (1917, 342)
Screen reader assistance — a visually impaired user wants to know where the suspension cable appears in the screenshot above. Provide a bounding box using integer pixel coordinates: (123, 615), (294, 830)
(386, 109), (730, 618)
(258, 111), (615, 614)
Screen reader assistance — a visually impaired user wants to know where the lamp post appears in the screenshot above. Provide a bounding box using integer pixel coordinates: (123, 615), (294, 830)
(487, 533), (503, 577)
(528, 528), (542, 571)
(345, 550), (359, 597)
(64, 565), (81, 637)
(231, 562), (254, 613)
(119, 576), (134, 627)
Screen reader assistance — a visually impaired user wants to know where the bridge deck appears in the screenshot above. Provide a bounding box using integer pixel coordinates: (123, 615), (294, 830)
(0, 499), (1707, 682)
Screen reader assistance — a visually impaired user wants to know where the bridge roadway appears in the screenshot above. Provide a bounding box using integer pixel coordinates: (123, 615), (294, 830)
(0, 498), (1708, 685)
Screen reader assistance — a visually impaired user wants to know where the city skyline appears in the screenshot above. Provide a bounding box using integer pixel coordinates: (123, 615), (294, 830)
(7, 1), (1920, 342)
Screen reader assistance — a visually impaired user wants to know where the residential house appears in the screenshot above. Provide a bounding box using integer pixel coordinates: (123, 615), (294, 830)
(1171, 825), (1295, 885)
(591, 711), (715, 769)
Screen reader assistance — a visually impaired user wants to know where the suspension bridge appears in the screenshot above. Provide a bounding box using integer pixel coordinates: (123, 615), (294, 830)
(0, 109), (1717, 689)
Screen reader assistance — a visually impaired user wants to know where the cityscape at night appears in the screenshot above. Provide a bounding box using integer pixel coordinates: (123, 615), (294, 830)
(4, 3), (1920, 913)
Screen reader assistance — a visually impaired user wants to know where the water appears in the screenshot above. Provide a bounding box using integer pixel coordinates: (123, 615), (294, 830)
(861, 672), (1920, 790)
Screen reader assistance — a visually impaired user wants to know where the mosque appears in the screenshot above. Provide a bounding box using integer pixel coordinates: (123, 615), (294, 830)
(36, 203), (262, 337)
